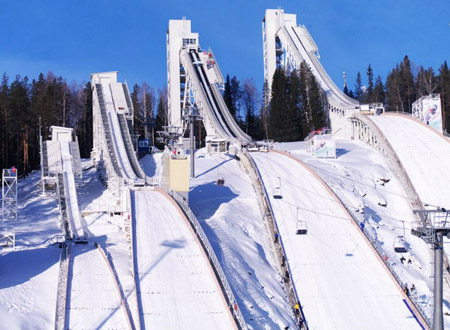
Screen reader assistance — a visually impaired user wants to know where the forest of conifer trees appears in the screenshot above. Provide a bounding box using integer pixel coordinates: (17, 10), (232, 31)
(1, 56), (449, 175)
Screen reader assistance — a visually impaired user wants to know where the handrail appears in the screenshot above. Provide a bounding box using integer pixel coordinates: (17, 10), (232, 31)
(355, 112), (450, 302)
(191, 51), (235, 139)
(329, 181), (432, 328)
(54, 243), (71, 330)
(95, 242), (135, 330)
(273, 149), (431, 329)
(167, 189), (247, 330)
(245, 152), (308, 329)
(96, 84), (122, 180)
(354, 113), (424, 212)
(117, 113), (145, 179)
(126, 188), (141, 330)
(180, 50), (231, 140)
(278, 26), (357, 109)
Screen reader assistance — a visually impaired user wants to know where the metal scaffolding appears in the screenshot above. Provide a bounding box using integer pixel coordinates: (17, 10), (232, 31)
(1, 167), (17, 247)
(412, 208), (450, 330)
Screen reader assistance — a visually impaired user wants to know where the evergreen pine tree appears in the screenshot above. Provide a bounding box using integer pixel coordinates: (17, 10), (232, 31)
(299, 61), (312, 137)
(308, 72), (327, 130)
(400, 55), (416, 112)
(131, 84), (142, 138)
(268, 68), (287, 141)
(0, 73), (9, 169)
(8, 75), (30, 173)
(286, 69), (302, 141)
(366, 65), (374, 103)
(373, 76), (386, 104)
(438, 61), (450, 132)
(76, 82), (93, 158)
(354, 72), (363, 102)
(223, 74), (235, 118)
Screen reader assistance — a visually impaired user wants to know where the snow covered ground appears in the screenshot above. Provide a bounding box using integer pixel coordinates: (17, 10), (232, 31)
(186, 150), (296, 329)
(370, 114), (450, 210)
(0, 170), (61, 329)
(3, 117), (450, 329)
(132, 188), (236, 329)
(66, 244), (128, 329)
(275, 138), (450, 328)
(251, 149), (424, 329)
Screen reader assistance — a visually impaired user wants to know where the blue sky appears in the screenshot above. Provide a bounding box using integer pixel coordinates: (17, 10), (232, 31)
(1, 0), (449, 92)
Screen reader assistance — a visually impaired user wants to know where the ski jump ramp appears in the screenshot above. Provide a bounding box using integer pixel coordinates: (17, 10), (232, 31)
(262, 9), (384, 139)
(167, 19), (251, 147)
(251, 151), (425, 329)
(91, 71), (145, 190)
(369, 113), (450, 211)
(132, 189), (237, 329)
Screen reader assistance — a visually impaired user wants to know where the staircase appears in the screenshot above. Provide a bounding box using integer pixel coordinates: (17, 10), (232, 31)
(69, 139), (82, 181)
(96, 84), (122, 179)
(57, 173), (70, 239)
(117, 113), (143, 179)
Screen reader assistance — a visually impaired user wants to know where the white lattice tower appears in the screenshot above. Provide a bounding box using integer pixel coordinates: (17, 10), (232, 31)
(2, 168), (18, 222)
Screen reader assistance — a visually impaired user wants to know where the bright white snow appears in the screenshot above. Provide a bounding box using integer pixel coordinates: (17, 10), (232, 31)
(132, 188), (236, 329)
(251, 150), (422, 330)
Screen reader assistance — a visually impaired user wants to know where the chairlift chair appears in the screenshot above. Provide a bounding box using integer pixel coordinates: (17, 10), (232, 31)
(273, 186), (283, 199)
(393, 236), (408, 253)
(273, 177), (283, 199)
(296, 220), (308, 235)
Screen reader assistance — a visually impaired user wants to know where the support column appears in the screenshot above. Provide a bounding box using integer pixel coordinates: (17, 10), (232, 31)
(434, 231), (444, 330)
(190, 120), (195, 178)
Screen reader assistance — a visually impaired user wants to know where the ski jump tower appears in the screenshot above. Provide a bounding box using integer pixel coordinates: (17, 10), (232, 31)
(262, 9), (383, 138)
(167, 19), (251, 150)
(91, 71), (145, 194)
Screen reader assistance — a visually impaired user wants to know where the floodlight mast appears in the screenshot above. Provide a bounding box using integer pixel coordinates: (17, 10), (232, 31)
(412, 208), (450, 330)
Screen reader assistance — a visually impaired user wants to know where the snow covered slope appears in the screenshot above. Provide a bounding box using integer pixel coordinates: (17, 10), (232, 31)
(0, 170), (61, 329)
(251, 151), (423, 330)
(369, 113), (450, 210)
(132, 189), (236, 329)
(188, 151), (296, 329)
(66, 244), (129, 329)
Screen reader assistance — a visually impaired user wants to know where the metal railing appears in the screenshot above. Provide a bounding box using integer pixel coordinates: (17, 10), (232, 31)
(167, 189), (247, 330)
(117, 113), (144, 179)
(244, 152), (308, 329)
(54, 243), (71, 330)
(332, 189), (432, 327)
(96, 84), (122, 180)
(95, 242), (134, 330)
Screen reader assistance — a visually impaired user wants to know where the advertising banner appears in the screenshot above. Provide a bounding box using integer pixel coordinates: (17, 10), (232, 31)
(313, 134), (336, 158)
(422, 97), (443, 133)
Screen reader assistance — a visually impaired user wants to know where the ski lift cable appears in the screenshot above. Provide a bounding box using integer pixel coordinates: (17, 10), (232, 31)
(262, 155), (417, 230)
(305, 161), (419, 204)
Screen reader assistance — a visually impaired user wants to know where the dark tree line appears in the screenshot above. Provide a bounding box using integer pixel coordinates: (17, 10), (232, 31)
(223, 74), (264, 140)
(0, 71), (170, 176)
(267, 62), (327, 142)
(345, 57), (450, 131)
(0, 72), (93, 176)
(2, 56), (449, 176)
